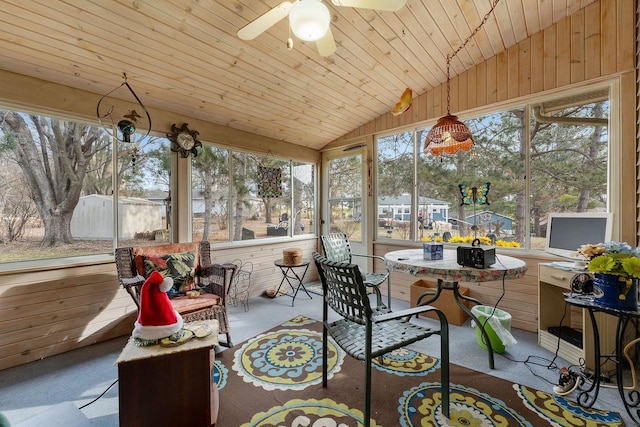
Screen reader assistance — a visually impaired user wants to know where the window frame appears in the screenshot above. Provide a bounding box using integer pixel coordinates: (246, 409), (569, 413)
(186, 143), (318, 247)
(373, 79), (621, 251)
(0, 106), (318, 270)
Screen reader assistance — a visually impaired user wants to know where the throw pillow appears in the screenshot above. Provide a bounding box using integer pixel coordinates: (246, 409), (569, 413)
(143, 251), (196, 296)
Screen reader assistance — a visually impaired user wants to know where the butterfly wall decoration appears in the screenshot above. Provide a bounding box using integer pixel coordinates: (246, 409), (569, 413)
(459, 183), (490, 206)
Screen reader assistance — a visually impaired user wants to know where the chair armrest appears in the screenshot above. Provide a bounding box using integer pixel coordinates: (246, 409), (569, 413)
(198, 263), (237, 298)
(351, 253), (390, 271)
(119, 275), (145, 309)
(373, 305), (444, 322)
(120, 274), (145, 287)
(352, 253), (384, 262)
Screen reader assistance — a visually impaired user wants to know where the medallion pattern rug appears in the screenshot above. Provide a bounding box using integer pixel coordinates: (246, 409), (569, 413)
(214, 316), (625, 426)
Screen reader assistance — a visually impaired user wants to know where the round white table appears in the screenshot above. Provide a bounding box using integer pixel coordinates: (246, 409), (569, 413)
(384, 248), (527, 369)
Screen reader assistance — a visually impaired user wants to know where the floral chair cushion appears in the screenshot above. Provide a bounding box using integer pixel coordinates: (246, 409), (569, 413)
(143, 251), (196, 296)
(133, 243), (200, 276)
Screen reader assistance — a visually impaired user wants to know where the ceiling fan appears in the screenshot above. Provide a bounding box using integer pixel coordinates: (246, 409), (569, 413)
(237, 0), (407, 57)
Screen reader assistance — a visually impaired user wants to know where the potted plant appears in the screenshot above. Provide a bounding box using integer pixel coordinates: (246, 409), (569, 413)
(577, 242), (640, 310)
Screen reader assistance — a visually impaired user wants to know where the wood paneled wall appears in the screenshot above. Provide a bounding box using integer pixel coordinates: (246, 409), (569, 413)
(636, 0), (640, 244)
(331, 0), (634, 144)
(0, 239), (318, 371)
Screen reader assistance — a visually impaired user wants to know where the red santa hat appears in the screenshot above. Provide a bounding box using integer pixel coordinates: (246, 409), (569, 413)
(132, 271), (184, 340)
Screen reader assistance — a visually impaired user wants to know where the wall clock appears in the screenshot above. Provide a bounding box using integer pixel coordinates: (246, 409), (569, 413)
(167, 123), (202, 158)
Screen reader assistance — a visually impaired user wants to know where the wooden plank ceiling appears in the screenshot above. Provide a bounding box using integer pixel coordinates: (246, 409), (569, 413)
(0, 0), (596, 150)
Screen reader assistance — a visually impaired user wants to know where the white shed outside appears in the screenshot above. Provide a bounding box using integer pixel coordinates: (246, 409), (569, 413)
(71, 195), (162, 240)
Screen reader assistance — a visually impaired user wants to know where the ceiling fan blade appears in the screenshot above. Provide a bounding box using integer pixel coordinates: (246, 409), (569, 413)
(237, 1), (293, 40)
(330, 0), (406, 11)
(316, 28), (337, 57)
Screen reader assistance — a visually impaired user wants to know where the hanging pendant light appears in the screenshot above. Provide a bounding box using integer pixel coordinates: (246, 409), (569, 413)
(423, 0), (501, 157)
(423, 55), (474, 156)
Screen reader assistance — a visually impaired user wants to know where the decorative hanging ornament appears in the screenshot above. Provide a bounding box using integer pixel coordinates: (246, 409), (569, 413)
(423, 0), (501, 157)
(391, 88), (412, 116)
(96, 72), (152, 145)
(257, 151), (283, 198)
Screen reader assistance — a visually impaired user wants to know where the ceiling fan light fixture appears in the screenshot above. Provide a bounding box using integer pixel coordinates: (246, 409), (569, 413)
(289, 0), (331, 41)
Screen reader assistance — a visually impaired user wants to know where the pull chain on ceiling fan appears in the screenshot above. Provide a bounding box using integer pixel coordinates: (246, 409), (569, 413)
(237, 0), (407, 57)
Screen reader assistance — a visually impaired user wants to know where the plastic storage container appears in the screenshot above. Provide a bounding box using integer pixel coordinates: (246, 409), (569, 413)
(471, 305), (514, 354)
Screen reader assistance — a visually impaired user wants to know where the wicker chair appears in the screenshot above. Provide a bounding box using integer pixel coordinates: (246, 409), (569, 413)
(114, 241), (236, 347)
(313, 252), (450, 427)
(320, 233), (391, 308)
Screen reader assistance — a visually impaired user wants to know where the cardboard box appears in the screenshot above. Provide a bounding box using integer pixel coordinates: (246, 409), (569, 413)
(410, 279), (470, 326)
(423, 243), (443, 260)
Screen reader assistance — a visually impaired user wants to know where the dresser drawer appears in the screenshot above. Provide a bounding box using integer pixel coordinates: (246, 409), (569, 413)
(538, 265), (575, 290)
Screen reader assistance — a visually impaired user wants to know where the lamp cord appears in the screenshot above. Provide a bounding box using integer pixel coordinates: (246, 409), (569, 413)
(445, 0), (502, 114)
(78, 378), (118, 410)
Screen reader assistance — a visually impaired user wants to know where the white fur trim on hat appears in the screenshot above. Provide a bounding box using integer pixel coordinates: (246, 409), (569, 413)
(132, 311), (184, 340)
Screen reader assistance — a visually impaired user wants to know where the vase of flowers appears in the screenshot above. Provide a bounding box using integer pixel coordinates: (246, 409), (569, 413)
(577, 242), (640, 310)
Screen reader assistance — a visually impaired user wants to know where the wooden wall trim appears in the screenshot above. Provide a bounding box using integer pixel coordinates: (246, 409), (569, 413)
(636, 0), (640, 246)
(0, 70), (320, 165)
(0, 239), (319, 371)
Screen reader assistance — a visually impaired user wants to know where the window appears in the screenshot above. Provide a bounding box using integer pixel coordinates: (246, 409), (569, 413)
(118, 136), (172, 246)
(192, 149), (316, 242)
(0, 107), (317, 265)
(376, 131), (414, 241)
(0, 108), (172, 264)
(327, 154), (363, 241)
(529, 96), (609, 250)
(411, 108), (528, 245)
(292, 161), (315, 236)
(375, 87), (611, 251)
(192, 146), (231, 243)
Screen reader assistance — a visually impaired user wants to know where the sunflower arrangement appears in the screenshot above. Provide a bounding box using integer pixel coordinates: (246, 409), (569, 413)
(578, 241), (640, 279)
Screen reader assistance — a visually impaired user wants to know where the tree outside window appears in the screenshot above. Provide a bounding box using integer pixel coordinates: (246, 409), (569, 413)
(0, 109), (171, 263)
(192, 149), (316, 242)
(377, 89), (610, 250)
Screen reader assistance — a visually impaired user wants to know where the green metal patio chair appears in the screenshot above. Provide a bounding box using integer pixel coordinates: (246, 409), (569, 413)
(313, 252), (450, 427)
(320, 233), (391, 308)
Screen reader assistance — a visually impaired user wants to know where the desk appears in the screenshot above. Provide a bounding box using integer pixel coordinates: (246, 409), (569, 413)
(116, 320), (219, 427)
(274, 259), (311, 306)
(384, 248), (527, 369)
(565, 296), (640, 424)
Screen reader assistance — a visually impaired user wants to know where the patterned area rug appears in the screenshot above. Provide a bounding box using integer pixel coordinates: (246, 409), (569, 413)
(214, 316), (625, 426)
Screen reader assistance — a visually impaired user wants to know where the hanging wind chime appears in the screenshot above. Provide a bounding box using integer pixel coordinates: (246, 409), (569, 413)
(96, 73), (152, 170)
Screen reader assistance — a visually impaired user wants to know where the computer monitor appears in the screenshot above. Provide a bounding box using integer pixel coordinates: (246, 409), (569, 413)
(545, 212), (613, 260)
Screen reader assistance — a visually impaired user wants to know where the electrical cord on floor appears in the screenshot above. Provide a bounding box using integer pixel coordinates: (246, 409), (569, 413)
(476, 267), (508, 349)
(549, 301), (570, 368)
(78, 379), (118, 410)
(496, 352), (562, 387)
(473, 266), (567, 388)
(580, 336), (640, 390)
(480, 259), (566, 387)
